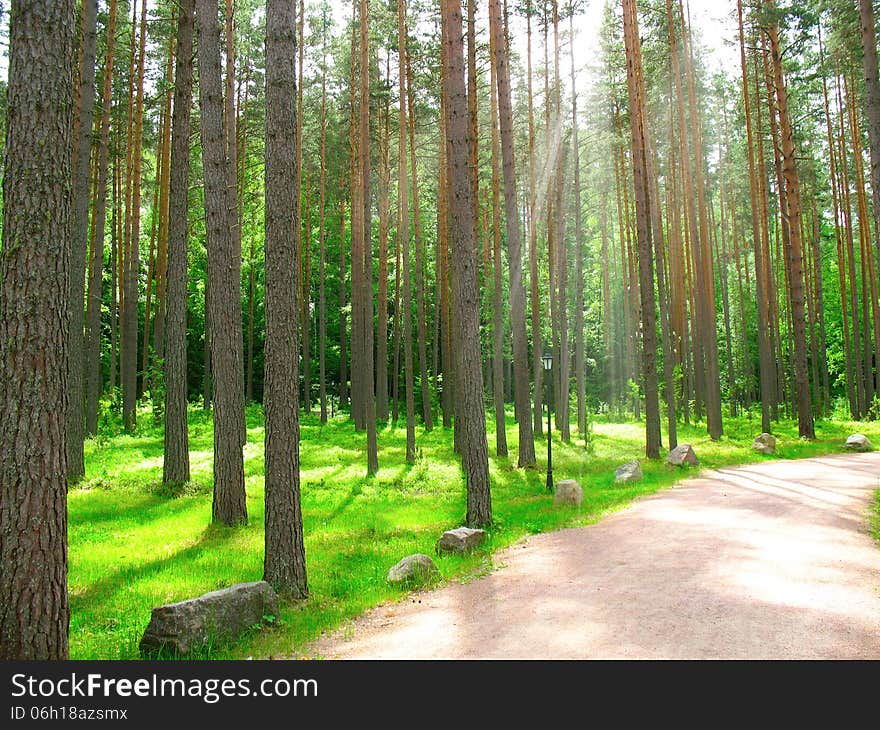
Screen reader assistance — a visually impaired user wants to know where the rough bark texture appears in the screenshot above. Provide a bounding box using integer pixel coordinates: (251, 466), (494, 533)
(737, 0), (773, 433)
(489, 0), (536, 467)
(263, 0), (308, 597)
(767, 5), (814, 439)
(68, 0), (98, 480)
(0, 0), (76, 660)
(489, 17), (508, 457)
(196, 0), (248, 524)
(623, 0), (662, 459)
(443, 0), (492, 527)
(86, 0), (118, 436)
(163, 0), (194, 486)
(399, 0), (416, 463)
(861, 0), (880, 270)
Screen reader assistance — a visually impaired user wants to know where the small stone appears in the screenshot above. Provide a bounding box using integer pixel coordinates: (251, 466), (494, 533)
(436, 527), (487, 554)
(845, 433), (873, 452)
(554, 479), (583, 506)
(751, 433), (776, 455)
(387, 554), (439, 586)
(614, 460), (643, 483)
(666, 444), (699, 467)
(139, 581), (279, 657)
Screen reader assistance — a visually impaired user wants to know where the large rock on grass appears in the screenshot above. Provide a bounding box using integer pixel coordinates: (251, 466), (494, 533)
(845, 433), (873, 452)
(554, 479), (583, 506)
(139, 581), (279, 656)
(387, 554), (439, 586)
(752, 433), (776, 456)
(666, 444), (699, 467)
(436, 527), (486, 555)
(614, 460), (643, 483)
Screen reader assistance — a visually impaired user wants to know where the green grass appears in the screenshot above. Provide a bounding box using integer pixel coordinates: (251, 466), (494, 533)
(70, 404), (880, 659)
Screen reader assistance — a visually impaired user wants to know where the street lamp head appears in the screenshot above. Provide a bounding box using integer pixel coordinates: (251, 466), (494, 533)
(542, 351), (553, 371)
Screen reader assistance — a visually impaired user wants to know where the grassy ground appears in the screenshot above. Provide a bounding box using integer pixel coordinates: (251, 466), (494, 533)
(71, 404), (880, 659)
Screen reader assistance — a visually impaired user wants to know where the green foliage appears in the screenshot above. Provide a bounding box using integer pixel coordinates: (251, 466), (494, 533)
(69, 406), (880, 659)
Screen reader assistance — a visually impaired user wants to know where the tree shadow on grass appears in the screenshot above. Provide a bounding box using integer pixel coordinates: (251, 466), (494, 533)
(69, 523), (242, 615)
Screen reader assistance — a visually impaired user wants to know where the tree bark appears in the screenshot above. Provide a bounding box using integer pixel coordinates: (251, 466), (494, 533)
(264, 0), (308, 597)
(0, 0), (76, 660)
(163, 0), (194, 487)
(196, 0), (248, 524)
(443, 0), (492, 526)
(86, 0), (118, 436)
(489, 0), (536, 467)
(860, 0), (880, 272)
(623, 0), (662, 458)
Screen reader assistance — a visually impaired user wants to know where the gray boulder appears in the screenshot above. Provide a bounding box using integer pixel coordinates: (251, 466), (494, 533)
(614, 460), (643, 483)
(436, 527), (486, 554)
(139, 581), (279, 656)
(845, 433), (873, 452)
(752, 433), (776, 455)
(387, 554), (439, 586)
(666, 443), (699, 467)
(554, 479), (583, 506)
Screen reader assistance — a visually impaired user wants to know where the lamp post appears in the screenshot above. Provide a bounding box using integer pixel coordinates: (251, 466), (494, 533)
(542, 351), (553, 492)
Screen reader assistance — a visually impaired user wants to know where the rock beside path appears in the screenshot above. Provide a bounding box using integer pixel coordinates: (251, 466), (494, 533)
(139, 581), (279, 656)
(614, 460), (643, 483)
(666, 444), (699, 467)
(387, 554), (440, 586)
(436, 527), (486, 555)
(554, 479), (583, 506)
(845, 434), (873, 452)
(752, 433), (776, 455)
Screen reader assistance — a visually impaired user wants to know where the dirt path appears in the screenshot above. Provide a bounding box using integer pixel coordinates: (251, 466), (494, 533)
(308, 453), (880, 659)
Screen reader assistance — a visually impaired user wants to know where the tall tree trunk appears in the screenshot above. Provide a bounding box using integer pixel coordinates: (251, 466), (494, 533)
(339, 200), (349, 409)
(68, 0), (98, 480)
(405, 37), (433, 430)
(737, 0), (772, 432)
(319, 18), (328, 424)
(489, 0), (536, 467)
(263, 0), (308, 597)
(302, 188), (312, 412)
(766, 1), (814, 439)
(860, 0), (880, 271)
(443, 0), (492, 526)
(377, 80), (390, 422)
(123, 0), (148, 433)
(0, 0), (75, 660)
(570, 11), (586, 441)
(489, 12), (508, 458)
(86, 0), (118, 436)
(163, 0), (194, 486)
(196, 0), (248, 524)
(623, 0), (662, 458)
(356, 0), (379, 474)
(398, 0), (416, 463)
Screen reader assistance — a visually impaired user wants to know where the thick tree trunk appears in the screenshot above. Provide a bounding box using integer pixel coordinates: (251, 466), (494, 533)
(263, 0), (308, 597)
(766, 4), (814, 439)
(443, 0), (492, 526)
(196, 0), (248, 524)
(623, 0), (662, 459)
(489, 0), (536, 467)
(68, 0), (98, 480)
(0, 0), (76, 660)
(86, 0), (118, 436)
(163, 0), (194, 487)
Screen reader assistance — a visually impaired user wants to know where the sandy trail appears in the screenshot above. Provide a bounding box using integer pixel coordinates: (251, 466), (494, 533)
(308, 452), (880, 659)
